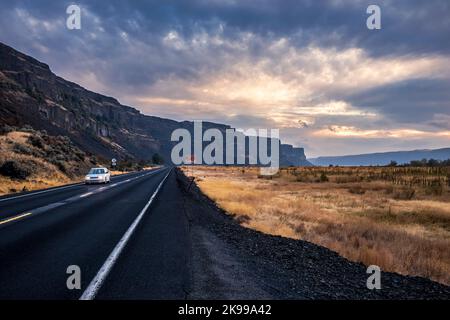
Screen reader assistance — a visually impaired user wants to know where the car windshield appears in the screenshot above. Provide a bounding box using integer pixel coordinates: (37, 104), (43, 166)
(89, 169), (105, 174)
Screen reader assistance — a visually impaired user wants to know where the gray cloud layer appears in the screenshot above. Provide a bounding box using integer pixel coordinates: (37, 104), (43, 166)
(0, 0), (449, 157)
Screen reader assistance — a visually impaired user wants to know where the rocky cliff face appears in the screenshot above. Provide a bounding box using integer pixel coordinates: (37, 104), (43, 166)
(0, 42), (310, 166)
(280, 144), (310, 166)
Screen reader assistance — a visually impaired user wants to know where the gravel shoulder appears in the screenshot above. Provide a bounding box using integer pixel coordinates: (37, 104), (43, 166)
(175, 169), (450, 300)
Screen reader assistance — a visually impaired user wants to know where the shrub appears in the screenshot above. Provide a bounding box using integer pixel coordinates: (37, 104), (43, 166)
(387, 160), (398, 167)
(320, 172), (329, 182)
(53, 160), (67, 174)
(0, 161), (32, 180)
(393, 187), (416, 200)
(20, 125), (35, 133)
(27, 135), (45, 149)
(0, 124), (14, 135)
(425, 183), (444, 196)
(152, 153), (164, 165)
(348, 185), (366, 195)
(74, 149), (85, 161)
(13, 143), (33, 155)
(294, 174), (315, 183)
(31, 148), (45, 158)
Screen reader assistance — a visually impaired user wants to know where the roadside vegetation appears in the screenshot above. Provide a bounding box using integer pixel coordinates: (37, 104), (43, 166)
(0, 125), (97, 195)
(182, 165), (450, 285)
(0, 125), (162, 196)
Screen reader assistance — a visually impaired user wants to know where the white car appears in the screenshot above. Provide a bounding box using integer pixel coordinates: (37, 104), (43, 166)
(85, 167), (111, 184)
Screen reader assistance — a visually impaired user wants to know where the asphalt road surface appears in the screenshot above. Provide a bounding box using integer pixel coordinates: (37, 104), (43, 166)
(1, 167), (449, 300)
(0, 167), (189, 299)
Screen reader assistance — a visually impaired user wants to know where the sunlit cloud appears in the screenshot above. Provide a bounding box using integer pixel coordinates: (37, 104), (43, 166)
(132, 38), (449, 131)
(292, 101), (376, 117)
(313, 126), (450, 139)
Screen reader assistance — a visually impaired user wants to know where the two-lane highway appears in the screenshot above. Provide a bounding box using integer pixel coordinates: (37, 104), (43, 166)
(0, 166), (190, 299)
(0, 169), (161, 224)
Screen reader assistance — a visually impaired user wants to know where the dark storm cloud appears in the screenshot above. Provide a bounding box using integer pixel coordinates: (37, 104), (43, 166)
(0, 0), (449, 156)
(1, 0), (449, 102)
(346, 79), (450, 124)
(2, 0), (450, 56)
(82, 0), (450, 56)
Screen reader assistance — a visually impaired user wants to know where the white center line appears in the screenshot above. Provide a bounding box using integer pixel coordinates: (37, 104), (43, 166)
(0, 170), (148, 203)
(79, 168), (172, 300)
(0, 168), (166, 227)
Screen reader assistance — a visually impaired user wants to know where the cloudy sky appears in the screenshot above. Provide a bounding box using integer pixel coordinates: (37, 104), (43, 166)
(0, 0), (449, 157)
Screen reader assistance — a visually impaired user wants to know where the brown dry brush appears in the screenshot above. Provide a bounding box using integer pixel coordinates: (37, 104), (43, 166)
(188, 166), (450, 285)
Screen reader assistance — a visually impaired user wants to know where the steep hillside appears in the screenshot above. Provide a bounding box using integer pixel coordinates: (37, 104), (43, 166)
(0, 126), (96, 195)
(0, 42), (310, 166)
(0, 42), (178, 162)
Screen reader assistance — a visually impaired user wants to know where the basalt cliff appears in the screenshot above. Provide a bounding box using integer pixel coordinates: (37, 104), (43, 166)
(0, 42), (311, 166)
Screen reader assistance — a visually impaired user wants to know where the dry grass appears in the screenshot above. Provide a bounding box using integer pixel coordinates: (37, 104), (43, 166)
(110, 166), (159, 177)
(0, 131), (90, 195)
(0, 175), (71, 195)
(182, 166), (450, 285)
(109, 170), (129, 176)
(0, 130), (161, 196)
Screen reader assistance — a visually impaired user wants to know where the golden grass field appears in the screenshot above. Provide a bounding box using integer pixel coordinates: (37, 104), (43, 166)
(182, 165), (450, 285)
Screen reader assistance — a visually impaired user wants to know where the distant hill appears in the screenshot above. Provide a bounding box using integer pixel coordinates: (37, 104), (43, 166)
(309, 148), (450, 166)
(0, 42), (310, 166)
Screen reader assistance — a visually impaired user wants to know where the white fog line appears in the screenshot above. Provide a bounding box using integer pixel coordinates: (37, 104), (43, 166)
(0, 183), (83, 203)
(79, 168), (172, 300)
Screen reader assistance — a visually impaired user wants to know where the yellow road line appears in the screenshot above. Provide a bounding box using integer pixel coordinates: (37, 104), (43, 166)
(0, 212), (33, 225)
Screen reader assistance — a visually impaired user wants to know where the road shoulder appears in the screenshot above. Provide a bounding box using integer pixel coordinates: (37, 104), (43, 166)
(176, 169), (450, 300)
